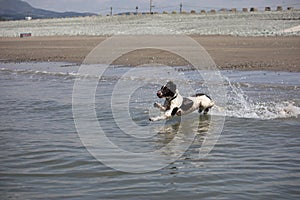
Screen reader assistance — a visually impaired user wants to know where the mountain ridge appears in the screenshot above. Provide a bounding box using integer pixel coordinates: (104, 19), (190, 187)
(0, 0), (96, 20)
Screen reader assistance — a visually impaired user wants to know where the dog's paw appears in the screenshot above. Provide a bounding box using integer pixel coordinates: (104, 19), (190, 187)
(153, 102), (160, 108)
(149, 117), (159, 122)
(149, 117), (154, 121)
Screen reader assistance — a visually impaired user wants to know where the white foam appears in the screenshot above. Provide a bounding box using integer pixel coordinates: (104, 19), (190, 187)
(212, 78), (300, 120)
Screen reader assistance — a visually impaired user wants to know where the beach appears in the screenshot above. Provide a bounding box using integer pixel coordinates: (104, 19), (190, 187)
(1, 11), (299, 71)
(0, 35), (299, 71)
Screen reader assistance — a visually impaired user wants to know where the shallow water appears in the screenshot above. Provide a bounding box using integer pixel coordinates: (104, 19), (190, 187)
(1, 62), (300, 199)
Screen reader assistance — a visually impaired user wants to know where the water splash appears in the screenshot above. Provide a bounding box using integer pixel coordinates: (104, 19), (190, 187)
(214, 78), (300, 120)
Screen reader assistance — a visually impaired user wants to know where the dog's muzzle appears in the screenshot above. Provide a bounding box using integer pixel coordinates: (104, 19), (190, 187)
(157, 90), (163, 98)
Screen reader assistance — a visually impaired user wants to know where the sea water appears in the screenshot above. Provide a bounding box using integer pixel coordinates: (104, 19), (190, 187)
(1, 62), (299, 199)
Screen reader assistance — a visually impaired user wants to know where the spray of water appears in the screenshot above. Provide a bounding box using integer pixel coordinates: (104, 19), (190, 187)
(213, 77), (300, 119)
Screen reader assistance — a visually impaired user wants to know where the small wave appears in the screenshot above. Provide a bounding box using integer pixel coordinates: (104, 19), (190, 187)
(1, 67), (77, 77)
(0, 67), (105, 80)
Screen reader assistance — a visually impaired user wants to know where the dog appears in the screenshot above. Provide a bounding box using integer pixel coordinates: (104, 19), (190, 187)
(149, 81), (214, 121)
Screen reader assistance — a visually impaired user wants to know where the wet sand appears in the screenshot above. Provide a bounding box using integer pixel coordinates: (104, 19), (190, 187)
(0, 36), (299, 72)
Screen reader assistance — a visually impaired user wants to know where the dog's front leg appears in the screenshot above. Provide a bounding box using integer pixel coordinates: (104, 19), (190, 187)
(154, 102), (166, 111)
(149, 109), (174, 122)
(149, 114), (168, 121)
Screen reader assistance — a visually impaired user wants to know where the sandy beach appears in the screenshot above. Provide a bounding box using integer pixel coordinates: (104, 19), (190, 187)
(0, 35), (299, 72)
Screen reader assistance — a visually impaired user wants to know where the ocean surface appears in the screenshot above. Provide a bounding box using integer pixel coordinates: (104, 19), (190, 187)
(1, 62), (300, 199)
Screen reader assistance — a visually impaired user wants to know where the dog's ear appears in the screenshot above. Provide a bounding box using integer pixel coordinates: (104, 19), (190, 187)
(166, 81), (176, 93)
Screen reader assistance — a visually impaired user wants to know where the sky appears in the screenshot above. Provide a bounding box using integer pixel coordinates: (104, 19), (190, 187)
(23, 0), (300, 15)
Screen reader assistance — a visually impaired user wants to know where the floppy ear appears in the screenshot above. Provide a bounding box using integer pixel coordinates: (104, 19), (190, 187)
(166, 81), (176, 93)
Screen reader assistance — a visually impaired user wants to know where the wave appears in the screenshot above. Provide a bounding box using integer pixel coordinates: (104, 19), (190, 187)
(0, 67), (79, 78)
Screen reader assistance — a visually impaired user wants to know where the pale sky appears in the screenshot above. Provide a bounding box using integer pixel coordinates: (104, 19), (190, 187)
(23, 0), (300, 14)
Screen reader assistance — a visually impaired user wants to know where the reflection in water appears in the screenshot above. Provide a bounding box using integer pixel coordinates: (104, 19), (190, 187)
(155, 114), (212, 158)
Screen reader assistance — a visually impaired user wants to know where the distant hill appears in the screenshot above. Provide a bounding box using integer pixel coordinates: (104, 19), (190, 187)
(0, 0), (96, 20)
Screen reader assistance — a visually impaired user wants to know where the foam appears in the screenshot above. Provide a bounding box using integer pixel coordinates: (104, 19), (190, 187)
(213, 78), (300, 120)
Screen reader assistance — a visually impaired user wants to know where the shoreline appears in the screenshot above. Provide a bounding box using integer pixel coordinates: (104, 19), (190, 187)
(0, 35), (299, 72)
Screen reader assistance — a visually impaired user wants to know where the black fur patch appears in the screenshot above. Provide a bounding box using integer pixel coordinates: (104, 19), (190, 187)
(180, 97), (194, 111)
(157, 81), (177, 99)
(161, 81), (176, 98)
(194, 93), (212, 100)
(171, 107), (179, 116)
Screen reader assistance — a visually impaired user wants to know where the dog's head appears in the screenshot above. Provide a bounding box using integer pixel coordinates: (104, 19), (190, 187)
(157, 81), (177, 99)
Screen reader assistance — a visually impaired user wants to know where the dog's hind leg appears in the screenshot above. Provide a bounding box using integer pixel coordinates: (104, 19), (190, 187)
(203, 106), (212, 115)
(203, 108), (209, 115)
(198, 106), (204, 114)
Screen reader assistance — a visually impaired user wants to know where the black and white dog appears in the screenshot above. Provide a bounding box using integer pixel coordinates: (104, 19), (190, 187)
(149, 81), (214, 121)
